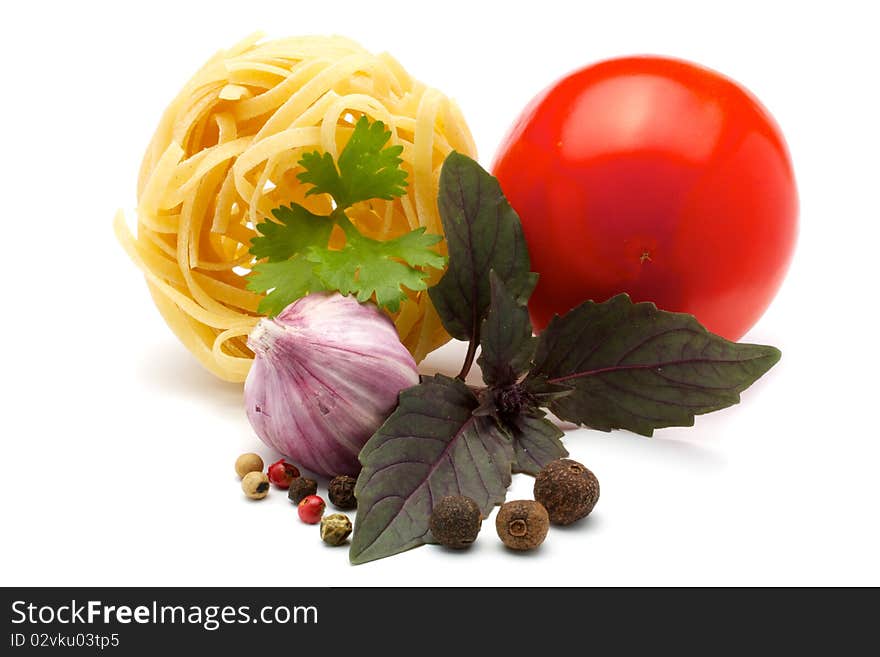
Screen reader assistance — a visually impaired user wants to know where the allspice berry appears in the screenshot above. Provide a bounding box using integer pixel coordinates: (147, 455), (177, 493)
(241, 471), (270, 500)
(320, 514), (352, 546)
(495, 500), (549, 551)
(235, 452), (263, 479)
(328, 475), (357, 510)
(429, 496), (482, 549)
(534, 458), (600, 525)
(287, 477), (318, 504)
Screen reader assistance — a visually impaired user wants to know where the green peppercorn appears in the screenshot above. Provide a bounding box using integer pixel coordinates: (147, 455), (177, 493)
(241, 471), (270, 500)
(320, 514), (352, 546)
(235, 452), (263, 479)
(288, 477), (318, 504)
(534, 458), (600, 525)
(429, 496), (482, 548)
(495, 500), (549, 551)
(328, 475), (357, 510)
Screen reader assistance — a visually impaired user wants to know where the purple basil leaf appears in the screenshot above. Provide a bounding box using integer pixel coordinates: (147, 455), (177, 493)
(350, 375), (515, 565)
(527, 294), (781, 436)
(522, 376), (575, 404)
(478, 271), (536, 387)
(506, 412), (568, 476)
(428, 153), (537, 344)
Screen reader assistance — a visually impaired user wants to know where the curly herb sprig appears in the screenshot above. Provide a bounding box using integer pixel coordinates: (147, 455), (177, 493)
(248, 116), (445, 315)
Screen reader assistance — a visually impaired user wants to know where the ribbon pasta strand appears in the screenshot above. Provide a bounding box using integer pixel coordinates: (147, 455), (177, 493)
(116, 34), (476, 382)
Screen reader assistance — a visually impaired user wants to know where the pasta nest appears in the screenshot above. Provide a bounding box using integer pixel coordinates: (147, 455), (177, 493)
(116, 34), (476, 382)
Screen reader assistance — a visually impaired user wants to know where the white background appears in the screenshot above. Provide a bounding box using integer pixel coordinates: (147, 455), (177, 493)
(2, 0), (878, 586)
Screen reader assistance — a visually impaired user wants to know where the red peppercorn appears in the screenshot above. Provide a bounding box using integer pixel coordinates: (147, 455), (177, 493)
(267, 459), (300, 488)
(298, 495), (325, 524)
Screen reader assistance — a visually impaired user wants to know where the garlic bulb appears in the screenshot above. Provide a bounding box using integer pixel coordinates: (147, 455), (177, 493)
(244, 294), (419, 477)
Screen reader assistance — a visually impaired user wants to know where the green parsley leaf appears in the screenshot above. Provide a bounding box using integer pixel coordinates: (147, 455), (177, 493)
(375, 228), (445, 268)
(247, 256), (330, 316)
(247, 117), (434, 316)
(296, 151), (348, 207)
(306, 225), (445, 313)
(249, 204), (333, 263)
(298, 116), (407, 209)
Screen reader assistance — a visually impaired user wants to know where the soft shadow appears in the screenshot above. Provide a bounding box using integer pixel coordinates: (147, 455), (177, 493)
(136, 341), (244, 413)
(434, 544), (480, 556)
(492, 542), (552, 559)
(550, 513), (602, 533)
(560, 424), (725, 469)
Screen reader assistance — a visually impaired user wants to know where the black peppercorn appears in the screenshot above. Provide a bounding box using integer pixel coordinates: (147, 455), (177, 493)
(288, 477), (318, 504)
(328, 475), (357, 510)
(534, 458), (600, 525)
(495, 500), (549, 551)
(429, 496), (482, 548)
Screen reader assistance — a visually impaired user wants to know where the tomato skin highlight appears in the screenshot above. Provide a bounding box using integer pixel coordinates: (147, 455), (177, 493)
(493, 56), (798, 340)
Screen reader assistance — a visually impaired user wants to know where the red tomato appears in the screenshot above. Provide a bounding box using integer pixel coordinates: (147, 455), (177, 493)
(493, 56), (797, 340)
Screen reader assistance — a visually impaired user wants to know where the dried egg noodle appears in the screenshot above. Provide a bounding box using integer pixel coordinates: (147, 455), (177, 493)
(115, 34), (476, 382)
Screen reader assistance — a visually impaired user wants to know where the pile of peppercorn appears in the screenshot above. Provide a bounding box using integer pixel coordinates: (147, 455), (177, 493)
(234, 453), (358, 546)
(236, 452), (599, 555)
(431, 459), (600, 551)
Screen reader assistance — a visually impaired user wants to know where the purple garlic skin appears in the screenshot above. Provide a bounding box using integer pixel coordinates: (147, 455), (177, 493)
(244, 293), (419, 477)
